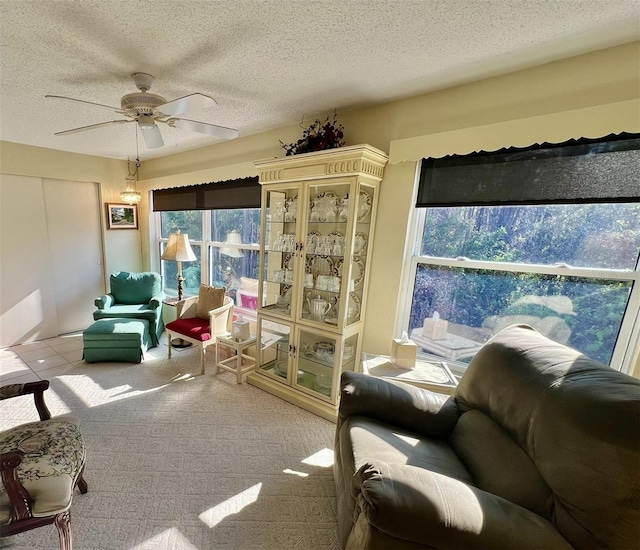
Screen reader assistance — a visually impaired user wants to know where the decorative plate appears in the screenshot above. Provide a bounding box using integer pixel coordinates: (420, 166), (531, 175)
(274, 360), (288, 377)
(357, 190), (372, 221)
(354, 232), (368, 255)
(348, 293), (361, 322)
(310, 191), (338, 222)
(351, 257), (365, 287)
(306, 255), (336, 276)
(313, 341), (335, 353)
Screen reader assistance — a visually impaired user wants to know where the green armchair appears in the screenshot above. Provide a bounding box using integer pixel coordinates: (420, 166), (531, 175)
(93, 272), (165, 346)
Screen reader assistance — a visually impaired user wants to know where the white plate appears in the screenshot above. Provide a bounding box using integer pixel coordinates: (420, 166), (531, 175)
(307, 255), (336, 275)
(337, 257), (365, 288)
(348, 293), (361, 322)
(274, 360), (288, 376)
(354, 232), (368, 255)
(357, 191), (372, 221)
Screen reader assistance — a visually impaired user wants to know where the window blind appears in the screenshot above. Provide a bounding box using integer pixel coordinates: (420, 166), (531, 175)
(152, 176), (260, 211)
(416, 133), (640, 207)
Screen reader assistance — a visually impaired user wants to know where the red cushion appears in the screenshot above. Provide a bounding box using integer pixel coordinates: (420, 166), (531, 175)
(166, 318), (212, 341)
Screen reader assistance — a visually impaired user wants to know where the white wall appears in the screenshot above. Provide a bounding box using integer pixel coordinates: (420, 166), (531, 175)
(0, 174), (59, 344)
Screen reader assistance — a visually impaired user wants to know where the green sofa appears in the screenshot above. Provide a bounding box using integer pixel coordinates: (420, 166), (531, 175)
(93, 272), (165, 346)
(335, 325), (639, 549)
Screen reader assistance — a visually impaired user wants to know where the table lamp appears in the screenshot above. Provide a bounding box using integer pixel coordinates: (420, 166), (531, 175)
(161, 229), (196, 300)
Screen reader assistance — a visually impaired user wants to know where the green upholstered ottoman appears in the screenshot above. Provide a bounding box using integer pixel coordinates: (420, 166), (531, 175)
(83, 318), (151, 363)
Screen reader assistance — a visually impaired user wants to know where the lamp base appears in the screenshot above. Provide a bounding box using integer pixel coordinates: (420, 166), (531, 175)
(171, 338), (193, 349)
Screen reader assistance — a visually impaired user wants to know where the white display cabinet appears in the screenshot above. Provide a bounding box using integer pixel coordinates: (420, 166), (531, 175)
(246, 144), (388, 421)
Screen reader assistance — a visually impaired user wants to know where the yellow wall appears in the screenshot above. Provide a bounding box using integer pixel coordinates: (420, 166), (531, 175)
(140, 42), (640, 358)
(2, 42), (639, 364)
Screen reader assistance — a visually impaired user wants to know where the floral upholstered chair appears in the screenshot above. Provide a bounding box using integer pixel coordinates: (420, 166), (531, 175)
(0, 380), (87, 549)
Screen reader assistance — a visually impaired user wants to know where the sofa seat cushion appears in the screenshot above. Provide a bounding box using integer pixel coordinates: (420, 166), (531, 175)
(0, 415), (85, 523)
(166, 317), (212, 342)
(349, 461), (572, 549)
(342, 416), (474, 487)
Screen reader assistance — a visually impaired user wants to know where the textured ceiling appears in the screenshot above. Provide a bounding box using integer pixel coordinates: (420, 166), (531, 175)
(1, 0), (639, 161)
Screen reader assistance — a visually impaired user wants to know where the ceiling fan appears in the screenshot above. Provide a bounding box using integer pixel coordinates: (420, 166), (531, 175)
(45, 72), (239, 149)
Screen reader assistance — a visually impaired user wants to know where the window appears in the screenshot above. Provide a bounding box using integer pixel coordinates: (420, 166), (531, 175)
(404, 135), (640, 375)
(153, 176), (262, 313)
(157, 208), (262, 313)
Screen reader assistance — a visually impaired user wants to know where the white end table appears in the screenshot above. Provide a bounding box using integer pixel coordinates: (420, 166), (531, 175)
(216, 334), (257, 383)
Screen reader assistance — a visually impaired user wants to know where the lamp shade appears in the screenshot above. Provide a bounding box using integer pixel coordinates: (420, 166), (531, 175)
(220, 230), (244, 258)
(161, 230), (197, 262)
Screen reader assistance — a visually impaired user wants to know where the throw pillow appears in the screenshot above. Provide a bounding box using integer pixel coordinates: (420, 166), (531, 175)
(196, 285), (226, 320)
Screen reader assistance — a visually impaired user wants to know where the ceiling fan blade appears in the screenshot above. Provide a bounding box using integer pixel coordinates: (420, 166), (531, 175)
(54, 119), (133, 136)
(45, 94), (124, 113)
(140, 123), (164, 149)
(169, 118), (238, 140)
(159, 93), (218, 116)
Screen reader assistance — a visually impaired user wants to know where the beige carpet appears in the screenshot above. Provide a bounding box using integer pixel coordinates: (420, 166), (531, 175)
(0, 334), (339, 549)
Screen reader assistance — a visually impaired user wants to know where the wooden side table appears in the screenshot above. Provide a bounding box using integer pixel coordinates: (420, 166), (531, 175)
(216, 334), (257, 383)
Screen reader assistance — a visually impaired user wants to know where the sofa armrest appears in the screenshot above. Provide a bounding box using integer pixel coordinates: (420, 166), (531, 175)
(94, 294), (115, 309)
(351, 461), (571, 549)
(149, 291), (166, 309)
(339, 371), (459, 439)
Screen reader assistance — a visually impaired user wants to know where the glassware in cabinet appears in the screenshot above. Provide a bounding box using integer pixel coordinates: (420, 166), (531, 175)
(261, 187), (301, 320)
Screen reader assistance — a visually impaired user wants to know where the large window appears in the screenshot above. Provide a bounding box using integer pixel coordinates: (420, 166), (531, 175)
(404, 136), (640, 375)
(157, 208), (262, 313)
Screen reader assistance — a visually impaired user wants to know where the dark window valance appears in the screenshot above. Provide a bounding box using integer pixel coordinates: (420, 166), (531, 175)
(152, 176), (260, 212)
(416, 133), (640, 208)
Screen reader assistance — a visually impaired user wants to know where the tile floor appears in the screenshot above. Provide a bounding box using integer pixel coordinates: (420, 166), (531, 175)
(1, 332), (172, 385)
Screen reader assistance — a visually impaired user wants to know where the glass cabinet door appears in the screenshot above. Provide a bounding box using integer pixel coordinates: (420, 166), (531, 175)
(295, 329), (338, 400)
(347, 182), (375, 325)
(258, 317), (291, 381)
(301, 180), (353, 328)
(261, 187), (300, 320)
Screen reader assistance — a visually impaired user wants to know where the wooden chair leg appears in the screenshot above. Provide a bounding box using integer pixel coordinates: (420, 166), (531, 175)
(54, 510), (72, 550)
(200, 347), (206, 375)
(76, 467), (88, 494)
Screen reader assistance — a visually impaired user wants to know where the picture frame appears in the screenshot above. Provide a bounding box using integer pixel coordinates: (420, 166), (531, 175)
(106, 203), (138, 230)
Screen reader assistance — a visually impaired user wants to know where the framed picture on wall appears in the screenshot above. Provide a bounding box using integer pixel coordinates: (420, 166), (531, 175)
(106, 203), (138, 230)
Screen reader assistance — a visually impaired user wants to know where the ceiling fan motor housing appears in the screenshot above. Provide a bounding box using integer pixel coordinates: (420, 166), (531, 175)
(120, 92), (166, 114)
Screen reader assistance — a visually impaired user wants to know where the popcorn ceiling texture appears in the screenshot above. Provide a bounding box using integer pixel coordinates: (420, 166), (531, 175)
(0, 0), (638, 160)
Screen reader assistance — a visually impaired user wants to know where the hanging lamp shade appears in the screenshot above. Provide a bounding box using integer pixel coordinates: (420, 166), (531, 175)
(120, 174), (142, 205)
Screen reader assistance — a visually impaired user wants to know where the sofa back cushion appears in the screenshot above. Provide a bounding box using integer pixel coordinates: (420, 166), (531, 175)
(454, 324), (640, 549)
(110, 272), (162, 305)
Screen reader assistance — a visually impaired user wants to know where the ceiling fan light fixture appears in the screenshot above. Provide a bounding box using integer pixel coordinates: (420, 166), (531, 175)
(137, 114), (156, 129)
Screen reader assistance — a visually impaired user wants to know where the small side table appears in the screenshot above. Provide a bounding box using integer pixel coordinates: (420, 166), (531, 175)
(216, 334), (257, 383)
(162, 298), (193, 348)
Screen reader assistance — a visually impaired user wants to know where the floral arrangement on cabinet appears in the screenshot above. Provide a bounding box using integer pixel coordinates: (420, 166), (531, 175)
(280, 110), (345, 156)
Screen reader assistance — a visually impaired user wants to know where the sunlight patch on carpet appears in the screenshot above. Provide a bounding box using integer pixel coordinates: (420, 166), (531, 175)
(302, 447), (334, 468)
(199, 482), (262, 528)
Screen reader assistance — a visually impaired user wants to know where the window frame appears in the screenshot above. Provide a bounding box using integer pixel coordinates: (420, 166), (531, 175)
(154, 208), (262, 318)
(401, 192), (640, 377)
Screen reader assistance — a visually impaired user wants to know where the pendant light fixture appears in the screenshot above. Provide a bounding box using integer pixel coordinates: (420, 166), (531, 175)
(120, 126), (142, 205)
